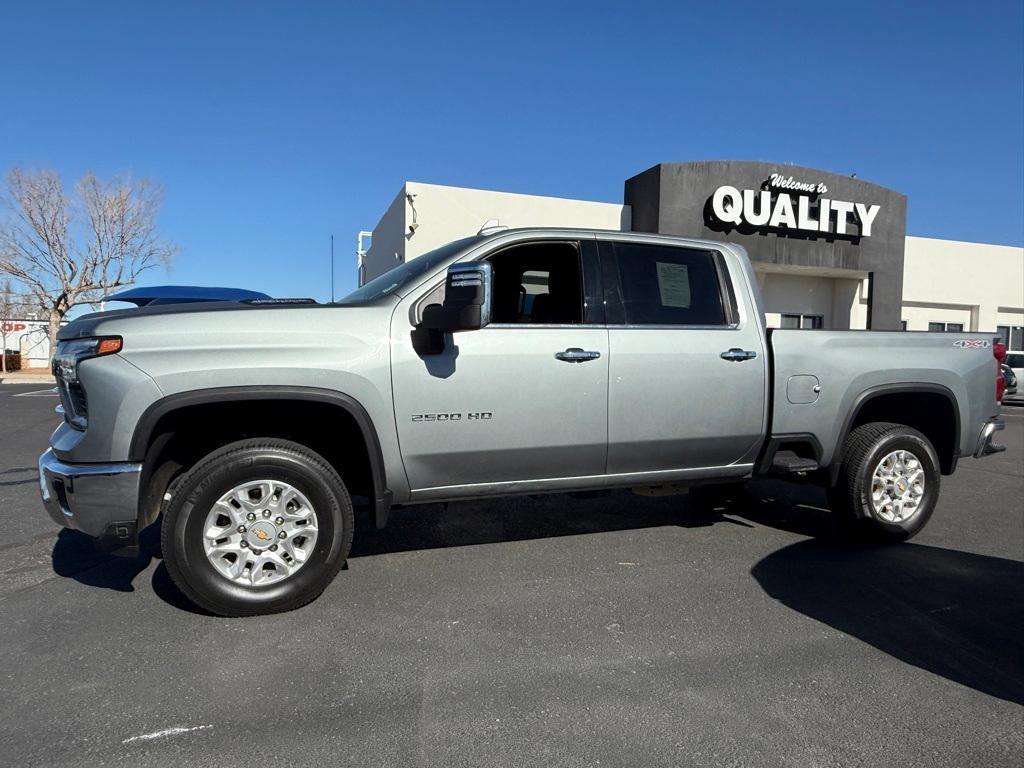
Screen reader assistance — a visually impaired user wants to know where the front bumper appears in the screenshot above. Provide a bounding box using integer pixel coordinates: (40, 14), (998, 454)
(973, 418), (1006, 458)
(38, 449), (143, 546)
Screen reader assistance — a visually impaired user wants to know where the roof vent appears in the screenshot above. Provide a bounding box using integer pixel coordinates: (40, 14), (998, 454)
(477, 219), (508, 236)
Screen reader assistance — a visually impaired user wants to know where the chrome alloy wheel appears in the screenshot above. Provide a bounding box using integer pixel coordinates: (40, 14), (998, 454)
(202, 480), (319, 586)
(869, 449), (925, 523)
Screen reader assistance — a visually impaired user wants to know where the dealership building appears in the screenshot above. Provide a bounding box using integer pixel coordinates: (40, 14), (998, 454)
(361, 161), (1024, 349)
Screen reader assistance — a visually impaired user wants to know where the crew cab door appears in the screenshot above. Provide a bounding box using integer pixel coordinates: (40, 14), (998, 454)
(390, 237), (609, 496)
(600, 237), (767, 475)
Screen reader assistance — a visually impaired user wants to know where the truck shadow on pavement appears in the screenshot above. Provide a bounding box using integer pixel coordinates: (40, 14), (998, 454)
(50, 526), (217, 614)
(49, 485), (1024, 702)
(348, 488), (758, 559)
(46, 487), (783, 615)
(738, 482), (1024, 706)
(751, 539), (1024, 706)
(50, 529), (153, 592)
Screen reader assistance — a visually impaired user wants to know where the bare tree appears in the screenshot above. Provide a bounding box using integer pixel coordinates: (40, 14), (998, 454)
(0, 168), (177, 359)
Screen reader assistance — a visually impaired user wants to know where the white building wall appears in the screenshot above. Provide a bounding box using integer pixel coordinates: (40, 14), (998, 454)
(900, 303), (973, 330)
(1, 319), (51, 368)
(762, 237), (1022, 333)
(756, 271), (848, 328)
(901, 236), (1024, 333)
(363, 186), (411, 282)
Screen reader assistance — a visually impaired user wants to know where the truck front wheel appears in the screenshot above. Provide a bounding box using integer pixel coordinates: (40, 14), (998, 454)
(828, 422), (940, 542)
(161, 438), (353, 616)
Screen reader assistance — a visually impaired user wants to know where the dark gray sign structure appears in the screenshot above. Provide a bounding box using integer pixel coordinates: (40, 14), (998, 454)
(625, 161), (908, 329)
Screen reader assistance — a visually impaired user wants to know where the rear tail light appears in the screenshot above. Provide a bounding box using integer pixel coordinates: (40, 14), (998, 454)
(994, 340), (1007, 363)
(994, 340), (1007, 402)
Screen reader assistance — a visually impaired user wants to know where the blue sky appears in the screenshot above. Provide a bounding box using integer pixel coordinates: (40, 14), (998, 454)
(1, 1), (1021, 302)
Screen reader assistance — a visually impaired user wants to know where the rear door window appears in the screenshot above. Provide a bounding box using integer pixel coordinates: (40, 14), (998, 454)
(608, 242), (730, 326)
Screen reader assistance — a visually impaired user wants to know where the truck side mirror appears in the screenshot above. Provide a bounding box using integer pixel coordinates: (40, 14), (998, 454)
(419, 261), (492, 333)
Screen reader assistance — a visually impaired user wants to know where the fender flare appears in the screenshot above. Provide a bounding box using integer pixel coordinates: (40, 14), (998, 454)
(829, 382), (961, 483)
(130, 386), (393, 527)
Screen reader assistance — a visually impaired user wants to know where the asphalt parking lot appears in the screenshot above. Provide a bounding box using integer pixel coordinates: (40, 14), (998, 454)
(1, 384), (1021, 768)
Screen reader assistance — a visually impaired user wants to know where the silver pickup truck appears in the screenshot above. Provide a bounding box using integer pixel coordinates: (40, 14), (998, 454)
(39, 228), (1009, 616)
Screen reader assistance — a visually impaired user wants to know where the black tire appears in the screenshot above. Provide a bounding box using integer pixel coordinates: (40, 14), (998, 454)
(161, 439), (353, 617)
(828, 422), (940, 542)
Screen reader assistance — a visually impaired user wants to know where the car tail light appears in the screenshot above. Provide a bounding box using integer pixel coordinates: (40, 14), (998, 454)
(994, 340), (1007, 402)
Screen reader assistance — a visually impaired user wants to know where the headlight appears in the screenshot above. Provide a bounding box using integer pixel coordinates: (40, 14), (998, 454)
(52, 337), (122, 384)
(53, 336), (122, 430)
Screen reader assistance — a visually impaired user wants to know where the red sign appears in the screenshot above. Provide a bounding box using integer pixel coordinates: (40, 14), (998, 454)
(1, 322), (27, 333)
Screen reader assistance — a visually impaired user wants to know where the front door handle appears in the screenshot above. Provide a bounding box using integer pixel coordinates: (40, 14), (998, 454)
(555, 348), (602, 363)
(720, 348), (757, 362)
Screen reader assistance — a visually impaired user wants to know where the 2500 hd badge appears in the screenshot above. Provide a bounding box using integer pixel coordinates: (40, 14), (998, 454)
(411, 412), (493, 422)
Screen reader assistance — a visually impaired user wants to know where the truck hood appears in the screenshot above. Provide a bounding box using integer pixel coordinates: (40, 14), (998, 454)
(57, 299), (379, 341)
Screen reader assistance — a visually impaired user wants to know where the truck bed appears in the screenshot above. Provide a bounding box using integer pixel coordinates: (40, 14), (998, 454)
(768, 329), (1000, 469)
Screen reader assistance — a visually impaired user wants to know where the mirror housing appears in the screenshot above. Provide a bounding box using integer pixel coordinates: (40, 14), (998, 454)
(419, 261), (492, 333)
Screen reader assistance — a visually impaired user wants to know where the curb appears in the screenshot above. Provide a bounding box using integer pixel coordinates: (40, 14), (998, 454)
(0, 376), (56, 385)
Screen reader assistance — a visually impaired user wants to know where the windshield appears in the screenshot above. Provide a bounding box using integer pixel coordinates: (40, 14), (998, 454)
(340, 237), (482, 304)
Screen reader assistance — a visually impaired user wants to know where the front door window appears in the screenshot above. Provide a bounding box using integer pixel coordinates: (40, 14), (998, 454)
(487, 241), (583, 325)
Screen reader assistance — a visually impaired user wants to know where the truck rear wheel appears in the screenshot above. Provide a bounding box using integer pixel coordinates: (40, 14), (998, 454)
(161, 438), (353, 616)
(828, 422), (940, 542)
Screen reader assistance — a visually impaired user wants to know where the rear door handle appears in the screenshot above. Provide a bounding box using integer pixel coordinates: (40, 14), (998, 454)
(720, 348), (757, 362)
(555, 348), (602, 363)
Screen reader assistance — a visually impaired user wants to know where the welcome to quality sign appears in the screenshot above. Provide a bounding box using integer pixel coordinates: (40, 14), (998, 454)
(710, 173), (882, 238)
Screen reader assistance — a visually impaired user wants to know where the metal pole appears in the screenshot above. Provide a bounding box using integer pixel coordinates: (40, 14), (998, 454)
(330, 234), (335, 303)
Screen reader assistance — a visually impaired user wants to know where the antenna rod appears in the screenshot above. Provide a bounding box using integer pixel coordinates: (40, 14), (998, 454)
(330, 234), (335, 303)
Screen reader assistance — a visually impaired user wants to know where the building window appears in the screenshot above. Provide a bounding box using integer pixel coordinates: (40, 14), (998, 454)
(900, 320), (908, 330)
(997, 325), (1024, 350)
(781, 313), (823, 329)
(929, 322), (964, 332)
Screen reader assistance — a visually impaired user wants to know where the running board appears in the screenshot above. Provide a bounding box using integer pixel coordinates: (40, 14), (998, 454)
(770, 450), (819, 474)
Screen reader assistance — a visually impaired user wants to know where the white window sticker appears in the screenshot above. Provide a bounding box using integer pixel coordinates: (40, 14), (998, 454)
(656, 262), (691, 308)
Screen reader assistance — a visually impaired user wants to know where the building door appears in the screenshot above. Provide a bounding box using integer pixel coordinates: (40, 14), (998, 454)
(390, 238), (609, 496)
(600, 238), (767, 474)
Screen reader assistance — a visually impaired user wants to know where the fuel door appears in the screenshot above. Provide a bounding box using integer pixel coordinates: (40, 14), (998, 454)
(787, 375), (821, 405)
